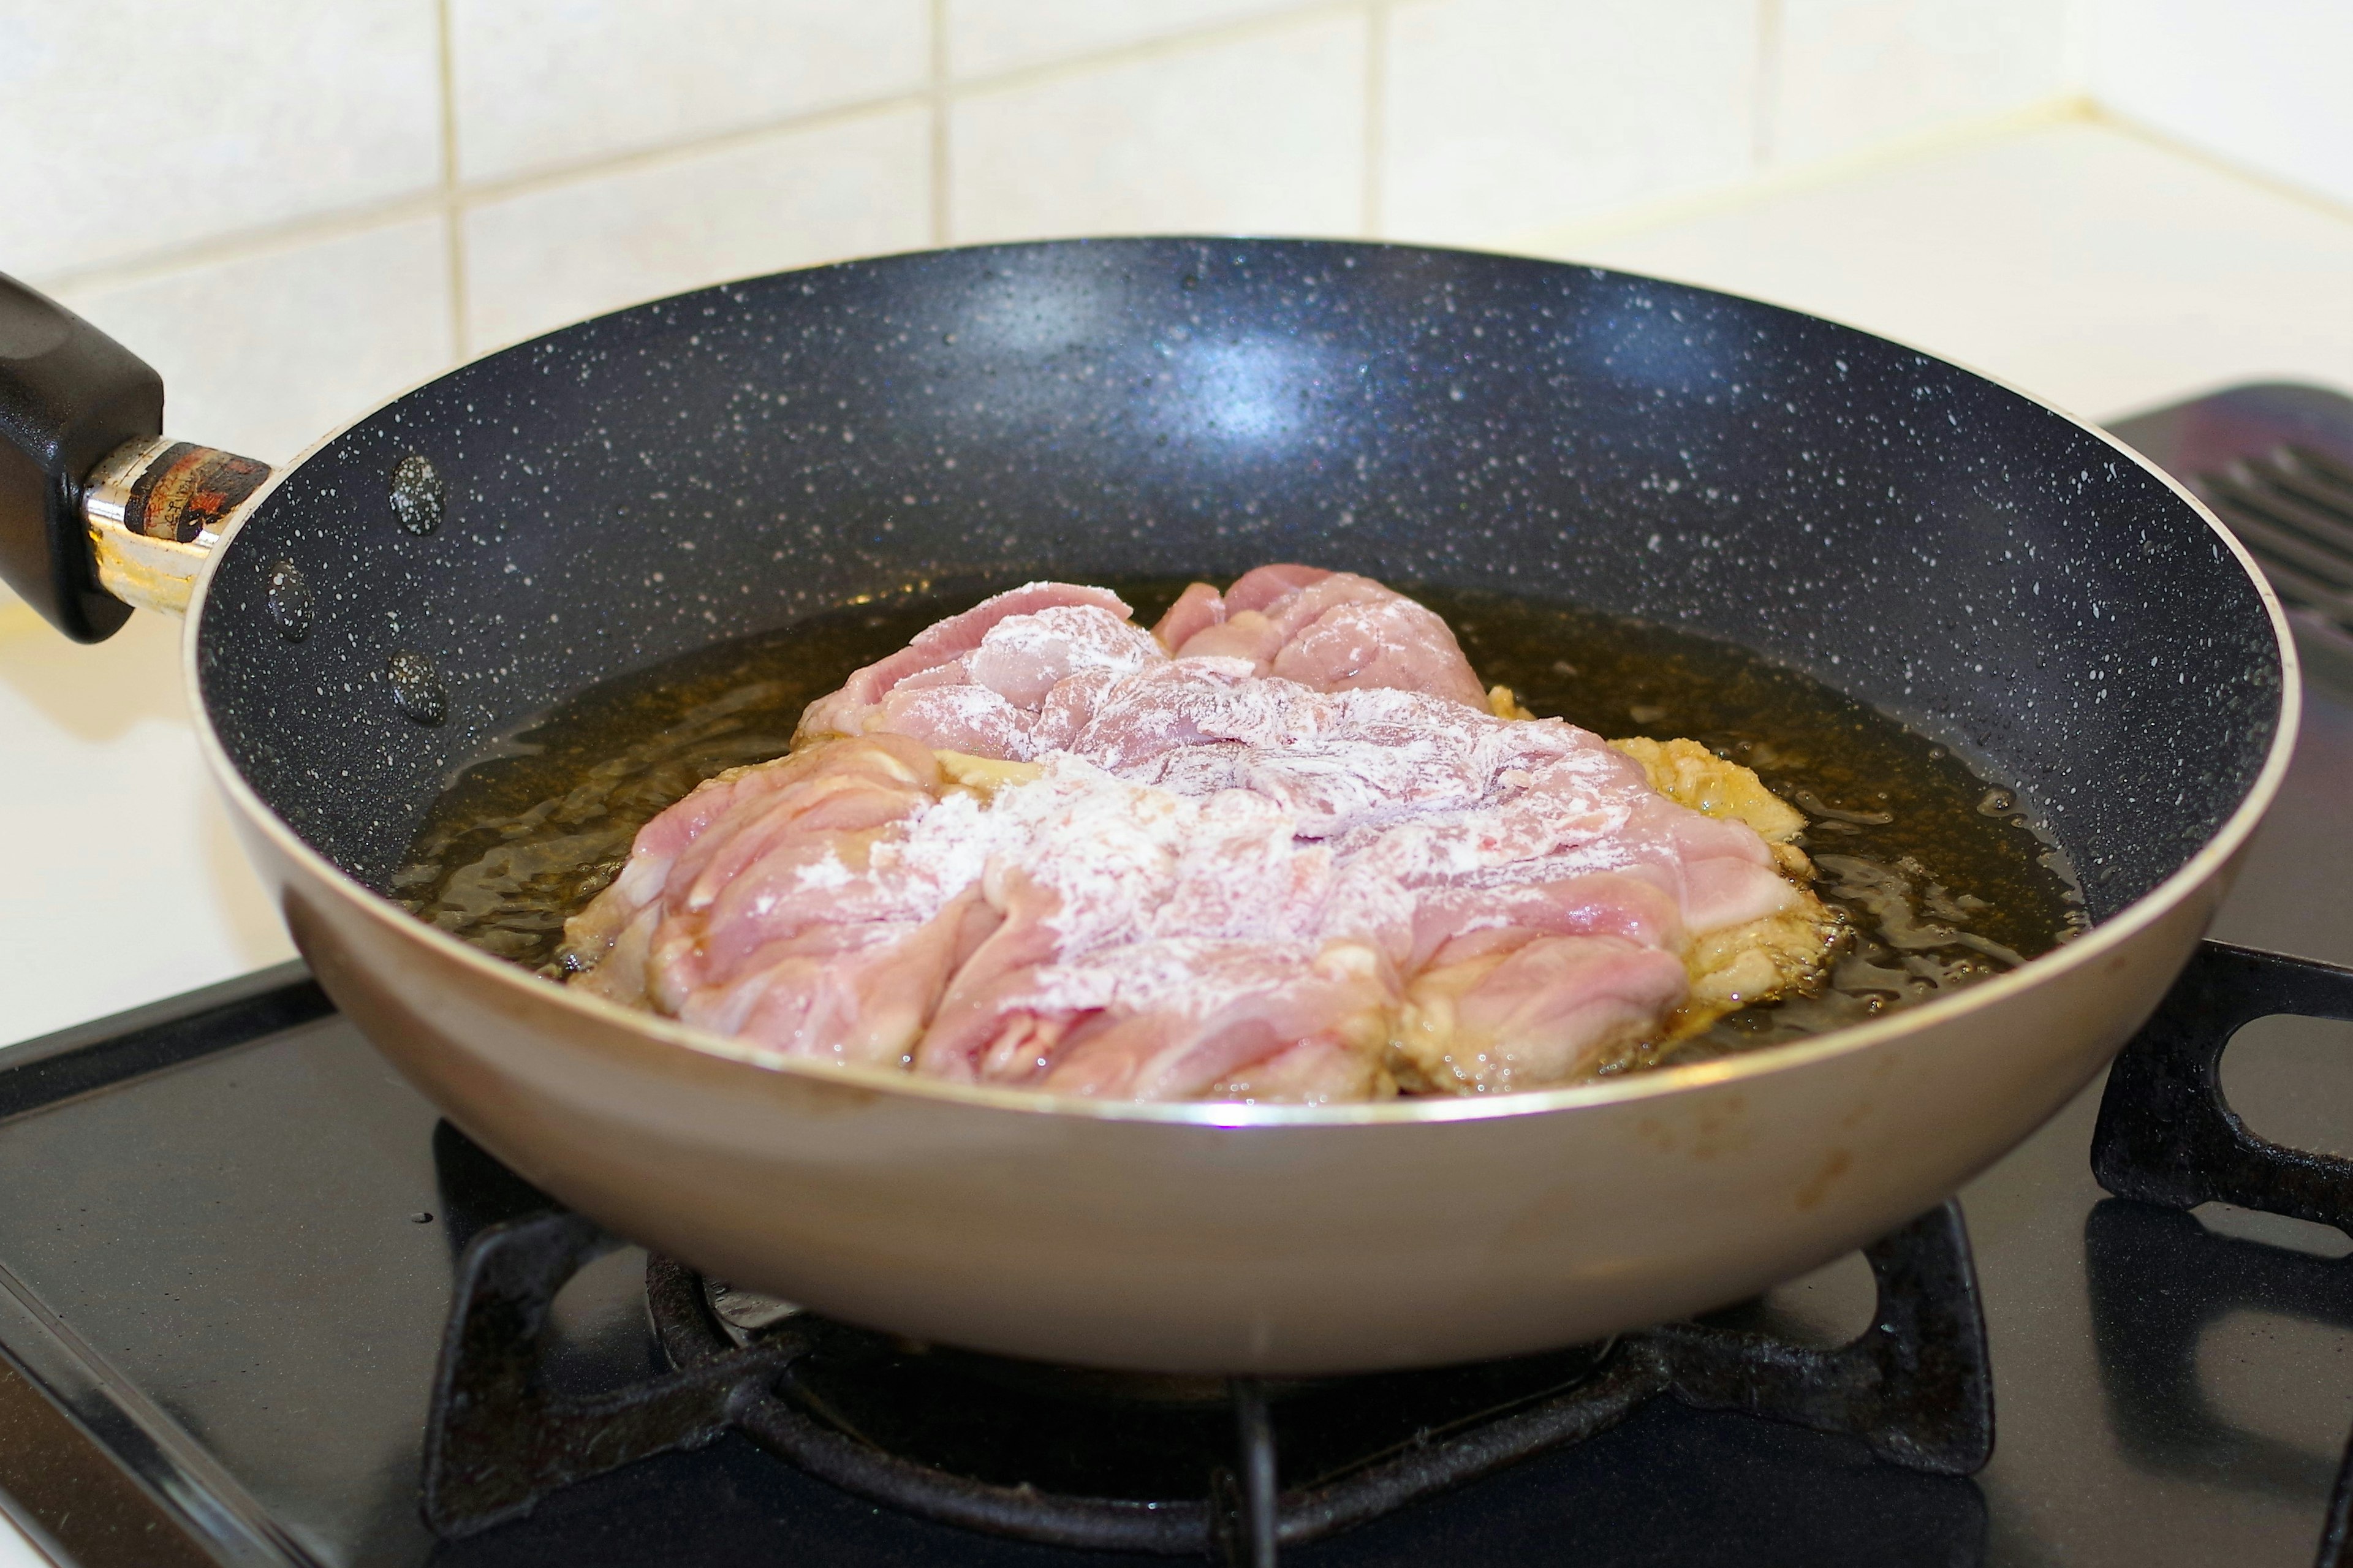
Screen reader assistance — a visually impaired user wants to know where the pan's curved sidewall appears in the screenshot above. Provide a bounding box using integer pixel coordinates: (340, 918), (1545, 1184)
(234, 801), (2230, 1375)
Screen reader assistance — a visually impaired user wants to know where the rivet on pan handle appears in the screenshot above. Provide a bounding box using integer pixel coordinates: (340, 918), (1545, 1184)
(81, 436), (271, 616)
(0, 271), (268, 635)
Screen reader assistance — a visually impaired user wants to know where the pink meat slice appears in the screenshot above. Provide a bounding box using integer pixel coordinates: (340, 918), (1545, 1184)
(851, 610), (1151, 756)
(1610, 794), (1798, 932)
(1409, 935), (1692, 1089)
(862, 683), (1034, 760)
(1033, 939), (1398, 1101)
(563, 734), (985, 1066)
(1150, 581), (1226, 651)
(1264, 575), (1490, 709)
(673, 887), (997, 1067)
(1211, 1036), (1392, 1104)
(1224, 563), (1332, 612)
(1172, 612), (1285, 669)
(567, 733), (932, 998)
(1154, 567), (1488, 710)
(800, 581), (1139, 747)
(826, 597), (1165, 760)
(911, 869), (1075, 1082)
(1409, 871), (1687, 972)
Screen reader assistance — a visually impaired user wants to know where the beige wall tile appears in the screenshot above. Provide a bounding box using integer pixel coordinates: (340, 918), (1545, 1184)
(0, 608), (296, 1045)
(1383, 0), (1759, 245)
(950, 16), (1366, 244)
(947, 0), (1315, 79)
(0, 2), (441, 279)
(54, 217), (455, 466)
(2086, 0), (2353, 208)
(450, 0), (930, 183)
(463, 107), (931, 352)
(1771, 0), (2070, 168)
(1543, 123), (2353, 420)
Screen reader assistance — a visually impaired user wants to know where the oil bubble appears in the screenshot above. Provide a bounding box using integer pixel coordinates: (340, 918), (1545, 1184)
(265, 560), (313, 641)
(391, 455), (445, 536)
(388, 650), (449, 725)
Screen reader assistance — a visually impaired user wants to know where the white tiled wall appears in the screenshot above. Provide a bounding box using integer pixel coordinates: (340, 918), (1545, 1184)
(463, 105), (934, 349)
(946, 0), (1317, 78)
(0, 0), (2344, 473)
(1767, 0), (2072, 167)
(1382, 0), (1759, 242)
(951, 13), (1367, 244)
(2082, 0), (2353, 209)
(0, 2), (442, 281)
(449, 0), (931, 184)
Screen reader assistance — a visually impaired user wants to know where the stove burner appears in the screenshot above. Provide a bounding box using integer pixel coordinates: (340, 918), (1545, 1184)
(419, 1200), (1991, 1560)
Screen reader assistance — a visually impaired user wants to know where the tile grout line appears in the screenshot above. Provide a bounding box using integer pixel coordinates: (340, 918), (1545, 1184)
(434, 0), (470, 361)
(47, 10), (2314, 312)
(1499, 94), (2097, 256)
(2086, 104), (2353, 225)
(1362, 1), (1387, 240)
(948, 0), (1366, 104)
(39, 191), (458, 300)
(928, 0), (952, 246)
(34, 3), (1364, 298)
(1752, 0), (1782, 171)
(31, 92), (931, 298)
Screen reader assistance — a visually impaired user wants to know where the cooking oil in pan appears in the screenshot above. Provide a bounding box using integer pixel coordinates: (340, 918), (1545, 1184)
(1425, 585), (2085, 1067)
(393, 579), (2085, 1072)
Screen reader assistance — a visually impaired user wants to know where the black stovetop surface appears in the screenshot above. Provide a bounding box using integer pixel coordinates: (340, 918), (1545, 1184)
(4, 397), (2351, 1567)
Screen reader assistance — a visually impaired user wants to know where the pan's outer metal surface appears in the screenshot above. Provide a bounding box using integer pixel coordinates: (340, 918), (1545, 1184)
(172, 240), (2296, 1375)
(230, 805), (2245, 1374)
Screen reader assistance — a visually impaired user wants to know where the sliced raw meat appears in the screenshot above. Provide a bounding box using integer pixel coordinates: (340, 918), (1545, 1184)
(1029, 939), (1398, 1101)
(563, 734), (979, 1066)
(799, 581), (1141, 748)
(1210, 1035), (1394, 1104)
(570, 570), (1836, 1102)
(1224, 564), (1333, 612)
(1398, 936), (1691, 1093)
(1150, 580), (1226, 651)
(1156, 567), (1488, 709)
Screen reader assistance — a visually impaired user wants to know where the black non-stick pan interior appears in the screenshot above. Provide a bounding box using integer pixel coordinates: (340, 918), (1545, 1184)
(195, 240), (2282, 920)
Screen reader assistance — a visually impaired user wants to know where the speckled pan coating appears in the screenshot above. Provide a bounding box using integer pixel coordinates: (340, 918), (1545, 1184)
(196, 238), (2281, 917)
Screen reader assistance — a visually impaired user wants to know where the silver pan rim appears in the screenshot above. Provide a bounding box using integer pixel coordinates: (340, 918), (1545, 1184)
(176, 240), (2308, 1131)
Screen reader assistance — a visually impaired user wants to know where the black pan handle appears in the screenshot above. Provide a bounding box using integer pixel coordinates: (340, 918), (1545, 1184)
(1, 271), (273, 638)
(2091, 939), (2353, 1230)
(0, 271), (162, 642)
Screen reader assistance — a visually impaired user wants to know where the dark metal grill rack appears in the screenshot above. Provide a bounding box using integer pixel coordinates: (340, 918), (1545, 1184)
(419, 1197), (1991, 1562)
(2090, 941), (2353, 1568)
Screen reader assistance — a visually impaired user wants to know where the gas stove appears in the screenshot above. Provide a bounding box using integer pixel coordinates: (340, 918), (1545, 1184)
(1, 387), (2350, 1568)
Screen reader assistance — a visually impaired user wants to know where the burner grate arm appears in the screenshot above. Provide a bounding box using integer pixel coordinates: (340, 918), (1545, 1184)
(419, 1210), (791, 1539)
(1644, 1199), (1995, 1477)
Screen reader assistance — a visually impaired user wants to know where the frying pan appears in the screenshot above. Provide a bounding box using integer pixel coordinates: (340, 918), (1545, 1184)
(0, 240), (2299, 1376)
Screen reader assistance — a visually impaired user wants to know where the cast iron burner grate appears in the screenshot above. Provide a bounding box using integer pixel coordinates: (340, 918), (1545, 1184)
(2089, 941), (2353, 1568)
(418, 1198), (1992, 1562)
